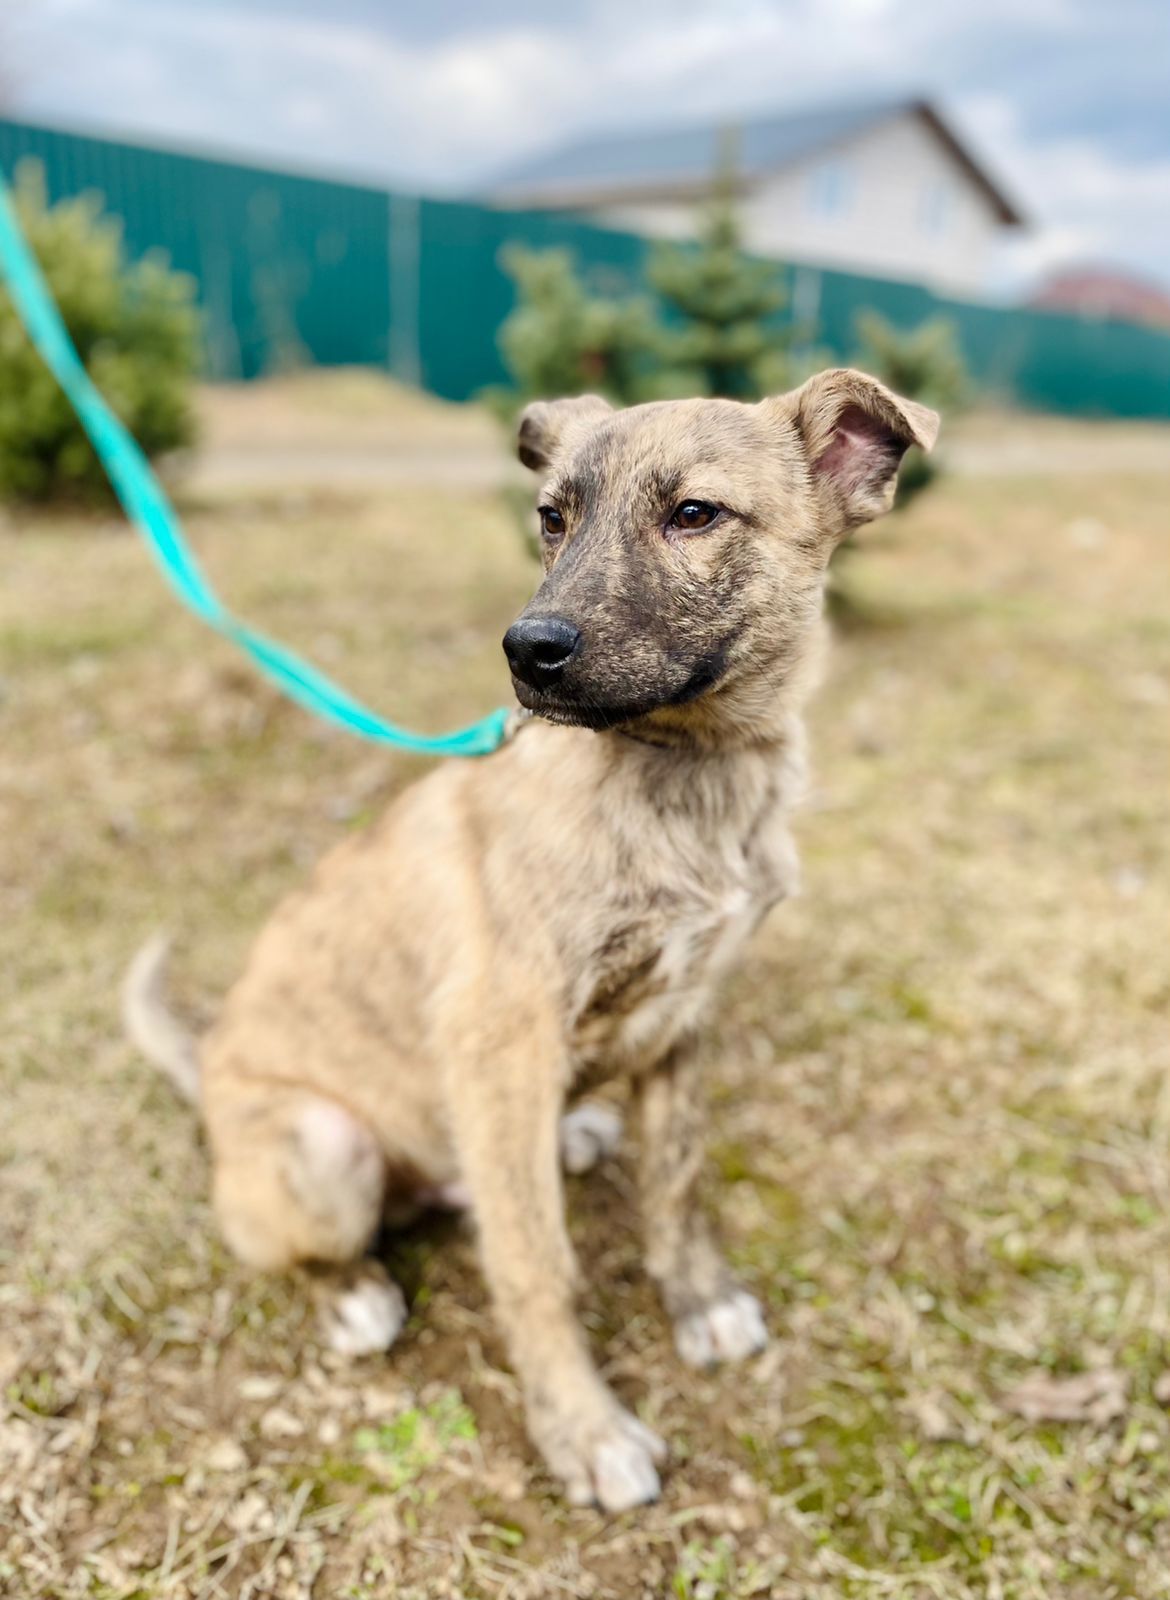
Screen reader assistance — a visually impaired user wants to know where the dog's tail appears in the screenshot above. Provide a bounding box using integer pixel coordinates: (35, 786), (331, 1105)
(121, 933), (201, 1106)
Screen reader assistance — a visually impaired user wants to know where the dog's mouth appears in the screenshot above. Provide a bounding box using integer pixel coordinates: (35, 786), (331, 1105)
(514, 687), (652, 731)
(511, 643), (733, 731)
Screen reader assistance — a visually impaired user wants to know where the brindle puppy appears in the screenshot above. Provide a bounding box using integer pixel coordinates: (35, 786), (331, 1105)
(125, 368), (937, 1511)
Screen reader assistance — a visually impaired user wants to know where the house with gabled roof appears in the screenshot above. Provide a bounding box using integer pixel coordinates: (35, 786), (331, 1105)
(488, 96), (1024, 298)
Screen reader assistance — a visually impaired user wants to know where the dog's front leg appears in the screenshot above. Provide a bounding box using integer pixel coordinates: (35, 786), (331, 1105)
(638, 1043), (769, 1368)
(447, 1008), (665, 1511)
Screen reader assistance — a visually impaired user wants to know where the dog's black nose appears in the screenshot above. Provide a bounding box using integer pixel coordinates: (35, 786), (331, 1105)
(502, 615), (581, 689)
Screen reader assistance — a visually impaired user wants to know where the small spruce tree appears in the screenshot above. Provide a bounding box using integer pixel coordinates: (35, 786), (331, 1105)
(646, 129), (792, 400)
(494, 244), (656, 408)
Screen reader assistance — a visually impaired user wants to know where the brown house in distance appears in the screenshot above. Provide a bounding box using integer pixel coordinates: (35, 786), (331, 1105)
(1028, 268), (1170, 330)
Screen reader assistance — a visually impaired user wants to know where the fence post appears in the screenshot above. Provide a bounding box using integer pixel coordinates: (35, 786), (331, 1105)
(388, 191), (421, 387)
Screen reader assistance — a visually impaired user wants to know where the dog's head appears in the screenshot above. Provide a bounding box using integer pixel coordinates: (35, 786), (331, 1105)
(504, 370), (938, 744)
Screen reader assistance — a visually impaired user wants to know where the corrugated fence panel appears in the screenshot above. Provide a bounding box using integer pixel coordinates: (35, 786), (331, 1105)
(806, 264), (1170, 418)
(2, 117), (1169, 416)
(0, 118), (392, 378)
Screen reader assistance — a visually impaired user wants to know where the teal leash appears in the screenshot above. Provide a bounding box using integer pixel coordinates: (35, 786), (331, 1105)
(0, 170), (510, 757)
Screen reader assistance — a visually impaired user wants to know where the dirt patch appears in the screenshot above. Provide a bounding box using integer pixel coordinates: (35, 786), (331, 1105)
(183, 370), (509, 497)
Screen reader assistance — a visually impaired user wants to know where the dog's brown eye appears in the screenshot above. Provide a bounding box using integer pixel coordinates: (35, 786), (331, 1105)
(669, 501), (720, 533)
(538, 506), (565, 542)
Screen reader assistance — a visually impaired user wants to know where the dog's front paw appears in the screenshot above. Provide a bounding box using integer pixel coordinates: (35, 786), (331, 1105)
(674, 1289), (768, 1369)
(532, 1398), (666, 1511)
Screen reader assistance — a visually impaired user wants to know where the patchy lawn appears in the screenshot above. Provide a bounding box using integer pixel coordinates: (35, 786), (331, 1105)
(1, 382), (1168, 1599)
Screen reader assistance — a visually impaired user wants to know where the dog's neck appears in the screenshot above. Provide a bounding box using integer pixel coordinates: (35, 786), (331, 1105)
(595, 694), (811, 832)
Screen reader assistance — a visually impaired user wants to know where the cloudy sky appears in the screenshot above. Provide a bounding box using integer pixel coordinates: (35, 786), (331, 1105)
(3, 0), (1169, 291)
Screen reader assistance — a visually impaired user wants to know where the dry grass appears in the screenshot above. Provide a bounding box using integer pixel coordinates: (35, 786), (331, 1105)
(1, 379), (1168, 1599)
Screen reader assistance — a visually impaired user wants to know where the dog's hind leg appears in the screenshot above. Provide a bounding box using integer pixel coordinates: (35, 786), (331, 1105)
(560, 1100), (623, 1175)
(209, 1088), (406, 1357)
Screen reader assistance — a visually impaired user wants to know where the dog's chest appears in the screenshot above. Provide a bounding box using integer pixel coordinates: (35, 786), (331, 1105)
(569, 816), (797, 1074)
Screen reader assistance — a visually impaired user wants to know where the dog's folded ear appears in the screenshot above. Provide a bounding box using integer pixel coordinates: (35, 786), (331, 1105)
(773, 368), (940, 531)
(516, 395), (613, 471)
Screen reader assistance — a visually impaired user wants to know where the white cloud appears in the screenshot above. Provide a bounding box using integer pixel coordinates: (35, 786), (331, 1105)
(1, 0), (973, 179)
(10, 0), (1170, 289)
(956, 93), (1170, 289)
(14, 1), (574, 180)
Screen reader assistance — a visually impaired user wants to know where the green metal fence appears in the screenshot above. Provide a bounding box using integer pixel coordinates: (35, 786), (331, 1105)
(0, 118), (392, 379)
(3, 116), (1169, 418)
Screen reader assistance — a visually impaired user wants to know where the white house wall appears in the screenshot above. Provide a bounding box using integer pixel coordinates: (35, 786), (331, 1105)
(595, 110), (1006, 297)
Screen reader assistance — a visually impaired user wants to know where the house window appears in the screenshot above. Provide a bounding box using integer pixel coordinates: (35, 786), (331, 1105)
(919, 182), (951, 235)
(805, 160), (853, 219)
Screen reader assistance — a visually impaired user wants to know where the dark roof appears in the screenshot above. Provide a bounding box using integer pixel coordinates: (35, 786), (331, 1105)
(491, 97), (1024, 227)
